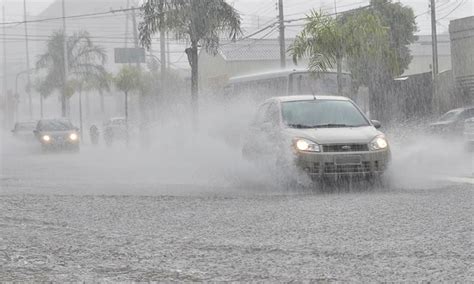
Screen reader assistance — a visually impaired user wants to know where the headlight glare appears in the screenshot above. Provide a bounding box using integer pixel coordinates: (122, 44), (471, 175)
(42, 135), (50, 142)
(294, 138), (320, 152)
(69, 133), (78, 141)
(369, 136), (388, 151)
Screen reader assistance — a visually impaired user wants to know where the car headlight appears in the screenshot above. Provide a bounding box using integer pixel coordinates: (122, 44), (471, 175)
(42, 135), (51, 142)
(69, 133), (78, 141)
(369, 135), (388, 151)
(293, 138), (320, 152)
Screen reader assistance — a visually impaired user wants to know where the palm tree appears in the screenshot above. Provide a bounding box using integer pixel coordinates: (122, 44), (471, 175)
(36, 30), (108, 116)
(114, 65), (142, 123)
(288, 10), (388, 95)
(139, 0), (241, 125)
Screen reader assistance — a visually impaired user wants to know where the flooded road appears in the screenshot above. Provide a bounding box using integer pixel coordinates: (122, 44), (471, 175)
(0, 139), (472, 282)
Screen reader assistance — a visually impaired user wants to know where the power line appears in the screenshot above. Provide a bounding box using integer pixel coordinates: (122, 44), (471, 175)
(415, 0), (460, 18)
(0, 7), (140, 27)
(438, 0), (466, 20)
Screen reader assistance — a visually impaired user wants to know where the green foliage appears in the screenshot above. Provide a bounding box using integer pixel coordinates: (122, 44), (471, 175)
(35, 30), (109, 98)
(114, 65), (142, 95)
(289, 0), (417, 89)
(289, 10), (389, 74)
(139, 0), (242, 54)
(349, 0), (418, 84)
(371, 0), (417, 69)
(139, 0), (242, 114)
(288, 11), (341, 73)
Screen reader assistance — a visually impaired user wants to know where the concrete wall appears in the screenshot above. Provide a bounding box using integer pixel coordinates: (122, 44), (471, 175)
(404, 34), (452, 76)
(450, 16), (474, 104)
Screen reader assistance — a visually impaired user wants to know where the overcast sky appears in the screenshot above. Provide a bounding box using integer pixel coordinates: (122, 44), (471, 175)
(2, 0), (473, 35)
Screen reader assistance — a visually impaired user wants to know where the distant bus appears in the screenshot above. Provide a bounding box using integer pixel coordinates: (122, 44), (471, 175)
(224, 69), (353, 101)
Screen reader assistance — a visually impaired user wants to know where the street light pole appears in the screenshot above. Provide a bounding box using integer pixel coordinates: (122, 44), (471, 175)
(15, 68), (36, 120)
(61, 0), (68, 117)
(79, 91), (83, 140)
(430, 0), (439, 112)
(23, 0), (32, 119)
(2, 5), (7, 128)
(278, 0), (286, 68)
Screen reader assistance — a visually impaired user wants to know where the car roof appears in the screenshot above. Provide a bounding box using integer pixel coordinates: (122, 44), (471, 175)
(446, 106), (474, 112)
(228, 69), (348, 83)
(266, 95), (351, 103)
(109, 117), (126, 121)
(38, 118), (72, 123)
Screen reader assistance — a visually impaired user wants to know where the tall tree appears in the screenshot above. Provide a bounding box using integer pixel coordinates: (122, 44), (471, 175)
(36, 30), (108, 117)
(114, 65), (142, 122)
(348, 0), (417, 120)
(289, 9), (389, 96)
(139, 0), (241, 125)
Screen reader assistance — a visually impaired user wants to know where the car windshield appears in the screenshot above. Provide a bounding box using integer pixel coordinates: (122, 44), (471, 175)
(39, 120), (74, 131)
(281, 100), (369, 128)
(438, 109), (462, 122)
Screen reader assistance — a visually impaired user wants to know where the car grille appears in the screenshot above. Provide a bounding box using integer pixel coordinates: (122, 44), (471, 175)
(307, 162), (320, 174)
(324, 161), (371, 174)
(322, 144), (369, 152)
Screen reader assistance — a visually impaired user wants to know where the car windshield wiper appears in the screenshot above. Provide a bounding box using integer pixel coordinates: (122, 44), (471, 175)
(311, 124), (357, 128)
(288, 123), (366, 129)
(287, 123), (314, 129)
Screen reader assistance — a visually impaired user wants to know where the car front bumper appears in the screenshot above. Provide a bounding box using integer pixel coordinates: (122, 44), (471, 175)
(294, 149), (391, 177)
(41, 140), (79, 149)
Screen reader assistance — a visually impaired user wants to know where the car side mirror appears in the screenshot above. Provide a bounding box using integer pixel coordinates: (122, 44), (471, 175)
(371, 120), (382, 129)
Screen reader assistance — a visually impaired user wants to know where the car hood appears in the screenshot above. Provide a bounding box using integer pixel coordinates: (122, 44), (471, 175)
(38, 130), (75, 136)
(429, 121), (453, 127)
(283, 126), (382, 144)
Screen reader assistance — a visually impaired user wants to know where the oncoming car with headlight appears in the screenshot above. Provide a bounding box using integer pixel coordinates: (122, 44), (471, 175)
(34, 118), (80, 151)
(242, 95), (391, 180)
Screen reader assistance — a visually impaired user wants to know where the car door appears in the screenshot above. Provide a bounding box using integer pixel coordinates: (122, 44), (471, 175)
(455, 109), (474, 134)
(248, 101), (282, 157)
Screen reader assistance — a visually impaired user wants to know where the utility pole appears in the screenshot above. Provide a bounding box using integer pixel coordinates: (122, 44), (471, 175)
(160, 29), (166, 87)
(430, 0), (439, 77)
(334, 0), (343, 95)
(166, 32), (170, 70)
(2, 5), (8, 126)
(132, 8), (140, 68)
(23, 0), (32, 119)
(61, 0), (68, 117)
(124, 0), (130, 48)
(278, 0), (286, 68)
(430, 0), (439, 105)
(130, 7), (141, 146)
(158, 0), (166, 95)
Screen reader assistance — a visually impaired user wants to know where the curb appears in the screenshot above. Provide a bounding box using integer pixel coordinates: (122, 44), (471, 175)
(437, 176), (474, 185)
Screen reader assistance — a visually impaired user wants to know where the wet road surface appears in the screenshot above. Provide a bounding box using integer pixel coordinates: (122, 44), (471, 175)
(0, 139), (472, 282)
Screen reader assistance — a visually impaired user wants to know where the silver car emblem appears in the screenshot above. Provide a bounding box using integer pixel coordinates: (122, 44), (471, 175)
(341, 145), (351, 150)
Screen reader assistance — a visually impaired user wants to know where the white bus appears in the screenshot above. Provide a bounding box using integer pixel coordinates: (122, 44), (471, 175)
(224, 69), (353, 101)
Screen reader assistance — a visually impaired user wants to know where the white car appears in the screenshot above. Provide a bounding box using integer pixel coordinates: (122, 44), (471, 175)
(11, 121), (37, 141)
(242, 95), (391, 179)
(464, 117), (474, 151)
